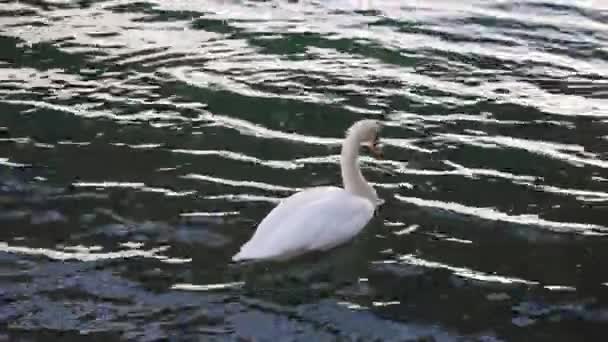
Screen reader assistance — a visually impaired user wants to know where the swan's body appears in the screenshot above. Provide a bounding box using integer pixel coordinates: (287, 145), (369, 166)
(232, 120), (383, 262)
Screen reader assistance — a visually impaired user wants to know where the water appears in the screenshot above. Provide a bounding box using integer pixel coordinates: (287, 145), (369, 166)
(1, 0), (607, 340)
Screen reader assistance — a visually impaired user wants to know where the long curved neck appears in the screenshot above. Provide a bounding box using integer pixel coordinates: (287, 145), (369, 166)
(340, 133), (377, 204)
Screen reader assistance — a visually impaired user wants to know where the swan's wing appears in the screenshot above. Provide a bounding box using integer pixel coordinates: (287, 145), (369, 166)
(246, 186), (339, 241)
(233, 189), (374, 261)
(305, 192), (375, 251)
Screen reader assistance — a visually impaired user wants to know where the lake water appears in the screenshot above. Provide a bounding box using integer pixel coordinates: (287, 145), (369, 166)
(1, 0), (608, 341)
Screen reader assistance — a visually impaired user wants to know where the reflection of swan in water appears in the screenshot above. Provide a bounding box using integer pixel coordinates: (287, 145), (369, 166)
(233, 119), (384, 262)
(229, 233), (378, 306)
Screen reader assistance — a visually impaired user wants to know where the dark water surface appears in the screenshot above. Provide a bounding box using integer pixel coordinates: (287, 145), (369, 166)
(1, 0), (608, 340)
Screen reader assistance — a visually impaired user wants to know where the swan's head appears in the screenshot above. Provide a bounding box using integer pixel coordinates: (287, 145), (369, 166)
(347, 119), (383, 158)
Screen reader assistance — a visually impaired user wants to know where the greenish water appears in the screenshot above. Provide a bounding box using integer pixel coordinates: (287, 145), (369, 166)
(1, 0), (608, 341)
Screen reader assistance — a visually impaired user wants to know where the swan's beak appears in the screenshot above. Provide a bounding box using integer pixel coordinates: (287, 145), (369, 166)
(368, 141), (383, 159)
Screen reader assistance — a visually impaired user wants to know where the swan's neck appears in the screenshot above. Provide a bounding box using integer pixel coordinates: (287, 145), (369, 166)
(340, 134), (378, 204)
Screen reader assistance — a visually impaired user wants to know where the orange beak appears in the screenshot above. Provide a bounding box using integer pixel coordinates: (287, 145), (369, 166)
(368, 141), (383, 159)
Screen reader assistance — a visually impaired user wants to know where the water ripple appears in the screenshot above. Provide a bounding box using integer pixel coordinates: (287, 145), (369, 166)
(395, 194), (608, 235)
(396, 254), (539, 285)
(0, 242), (178, 263)
(1, 0), (608, 340)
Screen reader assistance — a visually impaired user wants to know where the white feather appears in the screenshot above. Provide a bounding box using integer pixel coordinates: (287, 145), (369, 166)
(233, 187), (374, 261)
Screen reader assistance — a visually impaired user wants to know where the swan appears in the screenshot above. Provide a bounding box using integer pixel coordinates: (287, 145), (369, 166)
(232, 119), (383, 262)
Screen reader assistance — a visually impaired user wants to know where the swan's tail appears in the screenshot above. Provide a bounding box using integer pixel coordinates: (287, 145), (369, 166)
(231, 252), (246, 262)
(231, 244), (277, 263)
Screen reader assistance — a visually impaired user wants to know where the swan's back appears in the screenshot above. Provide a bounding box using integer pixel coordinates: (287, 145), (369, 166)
(233, 187), (374, 261)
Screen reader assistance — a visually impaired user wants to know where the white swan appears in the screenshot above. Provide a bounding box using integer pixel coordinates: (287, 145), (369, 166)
(232, 119), (383, 262)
